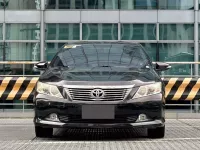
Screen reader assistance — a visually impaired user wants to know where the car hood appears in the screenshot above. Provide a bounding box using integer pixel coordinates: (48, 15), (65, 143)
(39, 68), (161, 87)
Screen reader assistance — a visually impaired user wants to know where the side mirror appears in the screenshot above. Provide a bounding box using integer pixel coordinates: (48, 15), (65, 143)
(34, 61), (48, 71)
(155, 62), (171, 71)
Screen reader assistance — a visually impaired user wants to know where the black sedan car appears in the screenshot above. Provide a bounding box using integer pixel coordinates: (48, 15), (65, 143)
(34, 42), (170, 138)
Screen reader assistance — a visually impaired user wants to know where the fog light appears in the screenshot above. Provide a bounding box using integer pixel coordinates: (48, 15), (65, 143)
(136, 114), (148, 122)
(46, 113), (59, 122)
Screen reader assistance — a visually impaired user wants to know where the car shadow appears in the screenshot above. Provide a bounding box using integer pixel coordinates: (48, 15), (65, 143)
(39, 127), (148, 141)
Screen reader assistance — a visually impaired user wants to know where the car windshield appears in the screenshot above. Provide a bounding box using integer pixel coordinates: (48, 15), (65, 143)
(50, 43), (151, 71)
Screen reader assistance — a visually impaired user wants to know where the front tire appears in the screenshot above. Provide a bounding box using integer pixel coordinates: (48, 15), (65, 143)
(148, 126), (165, 138)
(35, 126), (53, 138)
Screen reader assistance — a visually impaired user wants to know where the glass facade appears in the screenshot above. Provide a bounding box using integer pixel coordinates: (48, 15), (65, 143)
(5, 43), (40, 61)
(0, 24), (2, 40)
(0, 0), (197, 10)
(46, 24), (80, 40)
(2, 0), (40, 9)
(159, 24), (194, 40)
(46, 0), (82, 9)
(120, 0), (157, 9)
(159, 43), (194, 62)
(0, 64), (40, 75)
(44, 0), (196, 10)
(46, 0), (118, 9)
(6, 24), (40, 40)
(0, 0), (199, 77)
(82, 24), (118, 40)
(0, 43), (3, 61)
(121, 24), (156, 40)
(159, 43), (194, 75)
(159, 0), (194, 10)
(82, 0), (118, 9)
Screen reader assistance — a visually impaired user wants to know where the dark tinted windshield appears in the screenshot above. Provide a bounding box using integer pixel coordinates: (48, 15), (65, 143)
(50, 43), (151, 70)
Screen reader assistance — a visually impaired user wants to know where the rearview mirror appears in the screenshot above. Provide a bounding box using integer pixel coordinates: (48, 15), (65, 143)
(34, 61), (48, 71)
(155, 62), (171, 71)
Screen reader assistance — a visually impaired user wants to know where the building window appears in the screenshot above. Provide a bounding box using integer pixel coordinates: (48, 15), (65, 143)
(0, 43), (3, 61)
(6, 24), (40, 40)
(0, 64), (39, 75)
(0, 43), (40, 75)
(5, 43), (40, 61)
(82, 24), (118, 40)
(159, 24), (194, 40)
(3, 0), (40, 9)
(46, 0), (82, 9)
(83, 0), (118, 9)
(159, 0), (194, 10)
(46, 0), (118, 9)
(45, 0), (196, 10)
(198, 24), (200, 40)
(159, 43), (194, 75)
(121, 24), (156, 40)
(45, 43), (65, 61)
(46, 24), (80, 40)
(0, 24), (2, 40)
(120, 0), (157, 9)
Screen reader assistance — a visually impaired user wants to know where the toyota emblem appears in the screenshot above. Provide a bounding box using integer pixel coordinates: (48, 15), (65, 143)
(91, 89), (105, 99)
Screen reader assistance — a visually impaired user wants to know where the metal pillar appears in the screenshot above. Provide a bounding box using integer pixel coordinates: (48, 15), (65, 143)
(2, 1), (6, 75)
(194, 100), (199, 113)
(194, 0), (199, 76)
(118, 23), (120, 41)
(156, 23), (159, 62)
(80, 23), (82, 41)
(194, 0), (199, 113)
(40, 0), (45, 61)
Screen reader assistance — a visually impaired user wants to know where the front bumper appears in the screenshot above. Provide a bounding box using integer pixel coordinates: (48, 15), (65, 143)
(34, 93), (165, 128)
(35, 118), (164, 128)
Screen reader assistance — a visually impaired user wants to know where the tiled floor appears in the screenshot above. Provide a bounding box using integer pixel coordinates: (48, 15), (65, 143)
(0, 119), (200, 150)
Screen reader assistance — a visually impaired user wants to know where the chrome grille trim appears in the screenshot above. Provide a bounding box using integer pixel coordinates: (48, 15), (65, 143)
(63, 85), (134, 89)
(65, 86), (133, 101)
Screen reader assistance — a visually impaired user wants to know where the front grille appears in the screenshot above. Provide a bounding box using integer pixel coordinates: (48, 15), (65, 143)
(59, 115), (137, 123)
(66, 88), (131, 101)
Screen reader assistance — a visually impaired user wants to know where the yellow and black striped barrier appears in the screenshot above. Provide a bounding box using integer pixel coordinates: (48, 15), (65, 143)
(0, 77), (200, 101)
(163, 78), (200, 101)
(0, 77), (38, 101)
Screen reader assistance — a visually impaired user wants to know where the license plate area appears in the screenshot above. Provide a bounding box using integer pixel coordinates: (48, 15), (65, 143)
(82, 105), (115, 119)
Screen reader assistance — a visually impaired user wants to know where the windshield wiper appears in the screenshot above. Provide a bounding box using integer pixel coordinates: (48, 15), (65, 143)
(100, 65), (111, 67)
(91, 65), (113, 71)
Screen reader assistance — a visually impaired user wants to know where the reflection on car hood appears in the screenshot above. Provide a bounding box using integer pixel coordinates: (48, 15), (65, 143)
(39, 68), (161, 87)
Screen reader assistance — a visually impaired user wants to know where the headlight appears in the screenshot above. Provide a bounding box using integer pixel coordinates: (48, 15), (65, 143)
(133, 82), (161, 99)
(36, 82), (63, 98)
